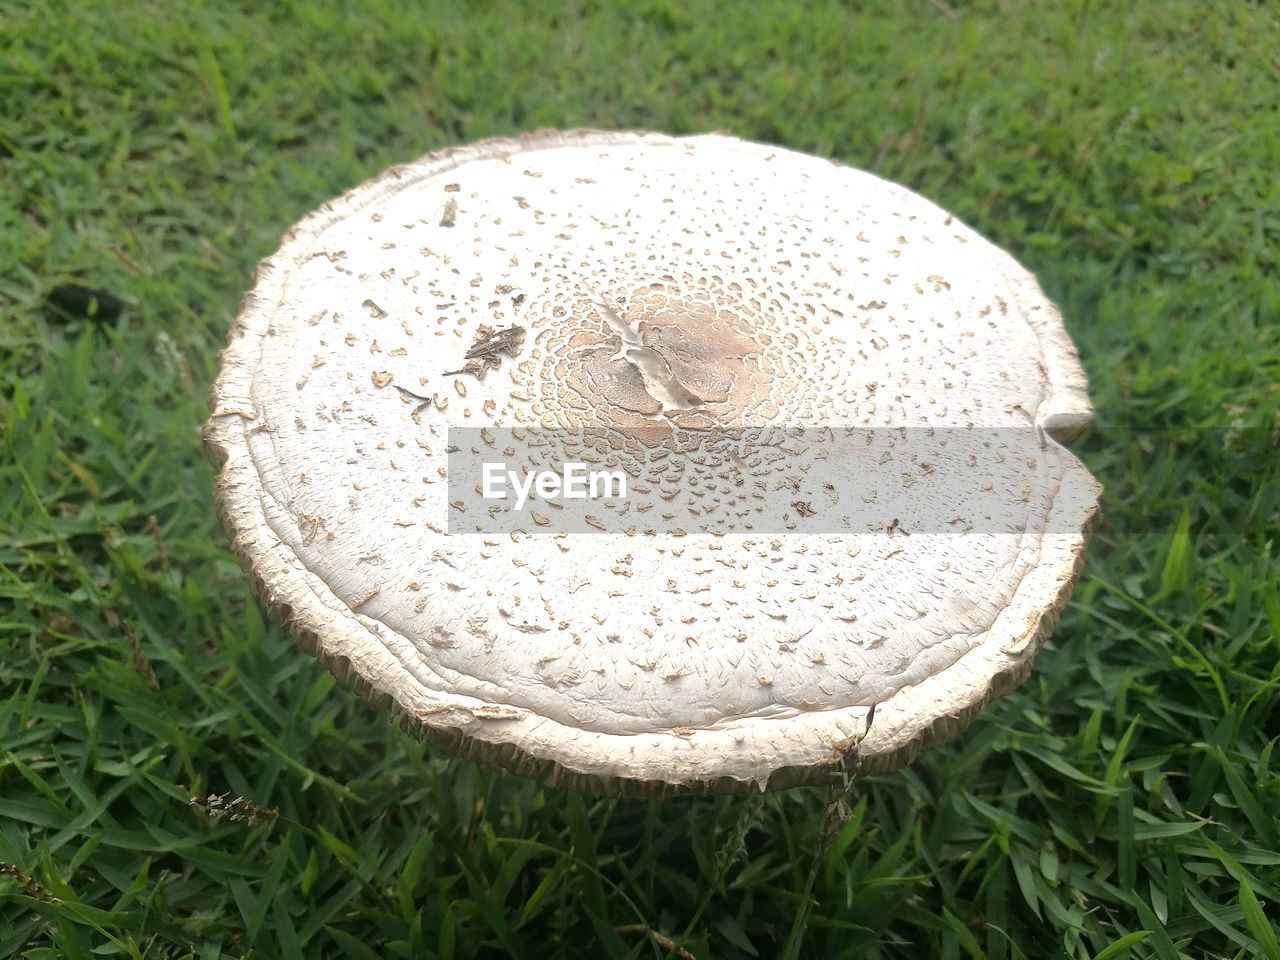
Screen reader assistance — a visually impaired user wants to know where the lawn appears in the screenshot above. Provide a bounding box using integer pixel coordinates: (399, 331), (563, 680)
(2, 0), (1278, 957)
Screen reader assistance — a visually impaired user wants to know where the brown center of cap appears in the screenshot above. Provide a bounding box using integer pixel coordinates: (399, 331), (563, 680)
(556, 277), (770, 432)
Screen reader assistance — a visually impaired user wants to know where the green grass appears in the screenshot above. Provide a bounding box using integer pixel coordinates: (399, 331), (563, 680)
(2, 0), (1278, 957)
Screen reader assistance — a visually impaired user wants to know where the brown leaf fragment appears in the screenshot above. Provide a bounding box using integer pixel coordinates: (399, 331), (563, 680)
(394, 384), (437, 418)
(445, 324), (526, 380)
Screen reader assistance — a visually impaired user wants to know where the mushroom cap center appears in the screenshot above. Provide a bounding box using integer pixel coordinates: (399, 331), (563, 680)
(559, 277), (769, 431)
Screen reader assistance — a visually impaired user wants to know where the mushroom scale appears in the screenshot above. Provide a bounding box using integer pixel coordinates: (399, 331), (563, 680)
(204, 130), (1101, 796)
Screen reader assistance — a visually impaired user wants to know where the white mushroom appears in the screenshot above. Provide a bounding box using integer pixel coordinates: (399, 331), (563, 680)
(203, 130), (1102, 796)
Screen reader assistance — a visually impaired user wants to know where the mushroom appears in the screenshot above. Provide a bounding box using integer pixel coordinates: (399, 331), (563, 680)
(203, 130), (1101, 796)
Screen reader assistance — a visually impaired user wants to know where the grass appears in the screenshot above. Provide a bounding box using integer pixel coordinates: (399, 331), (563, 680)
(1, 0), (1278, 956)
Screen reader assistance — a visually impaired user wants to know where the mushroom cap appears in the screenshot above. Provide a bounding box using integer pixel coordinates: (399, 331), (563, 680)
(204, 130), (1101, 796)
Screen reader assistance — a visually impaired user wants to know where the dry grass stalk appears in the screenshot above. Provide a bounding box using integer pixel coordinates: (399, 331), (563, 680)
(0, 862), (61, 903)
(122, 621), (160, 692)
(189, 792), (280, 827)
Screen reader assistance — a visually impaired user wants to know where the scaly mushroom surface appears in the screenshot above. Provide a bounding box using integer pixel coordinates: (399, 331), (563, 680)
(204, 130), (1102, 796)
